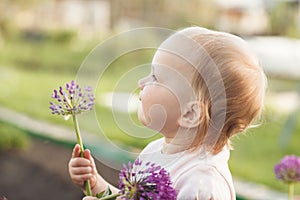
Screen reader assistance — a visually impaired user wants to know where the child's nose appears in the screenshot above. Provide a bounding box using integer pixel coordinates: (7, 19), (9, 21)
(138, 76), (150, 90)
(138, 77), (146, 90)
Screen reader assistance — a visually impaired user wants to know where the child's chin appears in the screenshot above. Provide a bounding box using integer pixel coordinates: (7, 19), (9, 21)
(137, 107), (148, 125)
(138, 117), (150, 127)
(137, 112), (147, 126)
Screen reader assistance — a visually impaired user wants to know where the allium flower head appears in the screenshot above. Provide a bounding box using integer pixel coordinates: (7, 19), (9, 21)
(49, 80), (95, 119)
(274, 155), (300, 184)
(119, 158), (177, 200)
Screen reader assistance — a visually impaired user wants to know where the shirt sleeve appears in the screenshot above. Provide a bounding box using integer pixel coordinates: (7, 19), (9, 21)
(175, 165), (232, 200)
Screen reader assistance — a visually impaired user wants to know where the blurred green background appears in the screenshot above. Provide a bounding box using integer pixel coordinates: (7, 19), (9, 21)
(1, 0), (300, 198)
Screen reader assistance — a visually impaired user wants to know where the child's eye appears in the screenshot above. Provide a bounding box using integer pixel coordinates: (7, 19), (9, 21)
(152, 74), (158, 81)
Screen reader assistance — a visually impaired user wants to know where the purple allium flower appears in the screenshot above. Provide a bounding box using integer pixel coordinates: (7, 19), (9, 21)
(274, 155), (300, 184)
(49, 80), (94, 195)
(119, 158), (177, 200)
(49, 80), (95, 119)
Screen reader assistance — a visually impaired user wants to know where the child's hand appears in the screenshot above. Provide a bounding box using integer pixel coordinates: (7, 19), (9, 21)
(68, 144), (98, 190)
(82, 196), (98, 200)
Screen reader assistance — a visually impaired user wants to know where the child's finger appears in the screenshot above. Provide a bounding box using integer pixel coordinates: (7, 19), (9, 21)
(83, 149), (91, 160)
(84, 149), (96, 169)
(83, 149), (98, 174)
(72, 144), (81, 158)
(71, 174), (93, 188)
(70, 157), (91, 167)
(71, 166), (92, 175)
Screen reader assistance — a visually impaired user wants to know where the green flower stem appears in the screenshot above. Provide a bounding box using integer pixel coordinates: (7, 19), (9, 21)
(99, 193), (120, 200)
(289, 183), (294, 200)
(72, 114), (92, 196)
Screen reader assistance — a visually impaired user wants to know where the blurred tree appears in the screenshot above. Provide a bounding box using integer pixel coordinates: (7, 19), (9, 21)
(109, 0), (217, 30)
(268, 1), (300, 37)
(0, 0), (45, 40)
(162, 0), (217, 29)
(0, 0), (15, 39)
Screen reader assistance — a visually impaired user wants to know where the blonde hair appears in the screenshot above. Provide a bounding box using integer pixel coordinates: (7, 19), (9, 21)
(185, 28), (266, 154)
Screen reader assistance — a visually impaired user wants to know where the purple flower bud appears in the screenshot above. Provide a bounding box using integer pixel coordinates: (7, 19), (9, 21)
(52, 90), (58, 98)
(59, 86), (64, 95)
(85, 86), (92, 92)
(89, 97), (95, 102)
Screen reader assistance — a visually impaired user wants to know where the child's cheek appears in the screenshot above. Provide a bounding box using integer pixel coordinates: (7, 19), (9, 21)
(146, 103), (168, 132)
(137, 86), (156, 126)
(138, 86), (169, 132)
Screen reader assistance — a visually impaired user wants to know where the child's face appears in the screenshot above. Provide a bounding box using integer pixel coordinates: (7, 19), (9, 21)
(138, 49), (196, 138)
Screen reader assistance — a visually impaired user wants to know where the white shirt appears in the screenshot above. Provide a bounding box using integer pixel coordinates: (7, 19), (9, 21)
(138, 138), (236, 200)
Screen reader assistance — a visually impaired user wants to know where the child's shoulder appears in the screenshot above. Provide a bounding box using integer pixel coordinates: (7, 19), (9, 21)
(175, 164), (234, 200)
(141, 137), (164, 153)
(172, 147), (235, 199)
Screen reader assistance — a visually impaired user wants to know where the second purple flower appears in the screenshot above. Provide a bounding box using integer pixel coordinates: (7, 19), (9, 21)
(274, 155), (300, 184)
(119, 159), (177, 200)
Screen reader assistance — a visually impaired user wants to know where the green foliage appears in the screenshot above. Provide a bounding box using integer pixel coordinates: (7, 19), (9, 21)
(46, 30), (77, 44)
(0, 122), (29, 151)
(229, 113), (300, 194)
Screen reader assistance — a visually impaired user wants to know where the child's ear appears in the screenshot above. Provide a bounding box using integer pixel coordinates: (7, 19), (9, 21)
(178, 101), (201, 128)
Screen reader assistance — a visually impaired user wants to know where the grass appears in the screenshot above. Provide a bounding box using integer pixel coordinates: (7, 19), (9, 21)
(0, 67), (75, 123)
(1, 37), (300, 194)
(0, 121), (29, 151)
(0, 37), (92, 73)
